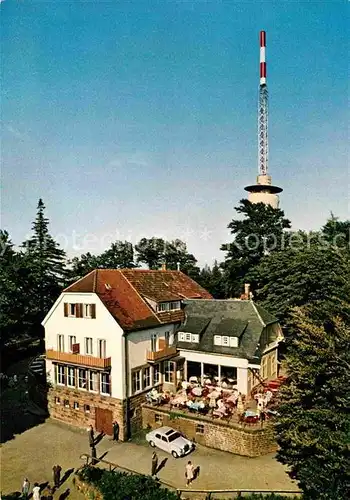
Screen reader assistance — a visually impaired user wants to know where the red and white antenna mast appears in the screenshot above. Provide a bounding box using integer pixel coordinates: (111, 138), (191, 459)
(244, 31), (282, 208)
(258, 30), (268, 176)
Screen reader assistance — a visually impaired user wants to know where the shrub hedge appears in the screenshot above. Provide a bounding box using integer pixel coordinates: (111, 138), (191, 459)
(76, 465), (178, 500)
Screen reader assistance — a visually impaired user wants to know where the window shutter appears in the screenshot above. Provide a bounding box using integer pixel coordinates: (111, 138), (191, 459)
(72, 343), (80, 354)
(75, 304), (80, 318)
(64, 303), (68, 317)
(91, 304), (96, 319)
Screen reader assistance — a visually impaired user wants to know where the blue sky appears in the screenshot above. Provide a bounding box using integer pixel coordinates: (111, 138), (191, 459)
(1, 0), (348, 266)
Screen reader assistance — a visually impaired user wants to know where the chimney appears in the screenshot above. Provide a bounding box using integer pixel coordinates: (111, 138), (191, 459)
(177, 262), (180, 271)
(161, 263), (166, 271)
(244, 283), (250, 298)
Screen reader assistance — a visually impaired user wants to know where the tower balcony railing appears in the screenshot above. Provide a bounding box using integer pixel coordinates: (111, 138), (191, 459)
(46, 349), (111, 369)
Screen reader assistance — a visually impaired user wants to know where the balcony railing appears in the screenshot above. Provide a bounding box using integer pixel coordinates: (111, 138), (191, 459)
(146, 345), (177, 363)
(46, 349), (111, 369)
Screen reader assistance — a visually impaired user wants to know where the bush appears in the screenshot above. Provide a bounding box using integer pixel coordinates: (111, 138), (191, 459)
(76, 465), (178, 500)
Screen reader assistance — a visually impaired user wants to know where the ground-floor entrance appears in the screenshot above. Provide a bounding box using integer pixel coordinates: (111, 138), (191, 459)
(95, 407), (113, 435)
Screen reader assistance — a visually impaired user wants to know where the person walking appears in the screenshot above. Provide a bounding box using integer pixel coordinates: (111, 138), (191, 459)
(112, 421), (119, 441)
(185, 461), (194, 487)
(32, 483), (40, 500)
(21, 478), (30, 499)
(151, 451), (158, 477)
(88, 424), (95, 447)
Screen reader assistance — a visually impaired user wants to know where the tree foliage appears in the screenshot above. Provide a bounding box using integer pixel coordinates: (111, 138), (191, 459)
(249, 243), (350, 326)
(67, 240), (135, 282)
(135, 237), (200, 279)
(221, 199), (291, 297)
(198, 260), (225, 298)
(275, 308), (350, 500)
(20, 199), (67, 327)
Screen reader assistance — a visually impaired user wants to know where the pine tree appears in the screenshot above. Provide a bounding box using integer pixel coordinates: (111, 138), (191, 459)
(275, 308), (350, 499)
(21, 199), (66, 329)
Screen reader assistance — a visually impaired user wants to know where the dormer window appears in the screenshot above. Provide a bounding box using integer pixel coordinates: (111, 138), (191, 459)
(157, 301), (181, 312)
(214, 335), (239, 348)
(178, 332), (199, 343)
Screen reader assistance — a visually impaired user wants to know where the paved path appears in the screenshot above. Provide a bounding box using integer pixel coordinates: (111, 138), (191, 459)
(1, 419), (298, 497)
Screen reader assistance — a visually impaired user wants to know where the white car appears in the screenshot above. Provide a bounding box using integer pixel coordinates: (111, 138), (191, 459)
(145, 426), (195, 458)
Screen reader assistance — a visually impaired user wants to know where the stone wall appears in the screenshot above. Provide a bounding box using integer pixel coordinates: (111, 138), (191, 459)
(128, 391), (148, 436)
(48, 386), (127, 440)
(142, 405), (277, 457)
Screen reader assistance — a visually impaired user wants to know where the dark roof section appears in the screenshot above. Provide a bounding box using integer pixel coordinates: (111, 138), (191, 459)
(176, 299), (279, 362)
(64, 269), (212, 331)
(181, 316), (211, 335)
(254, 303), (277, 325)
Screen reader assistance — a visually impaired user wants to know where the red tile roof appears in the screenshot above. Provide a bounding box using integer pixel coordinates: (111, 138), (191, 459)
(64, 269), (212, 331)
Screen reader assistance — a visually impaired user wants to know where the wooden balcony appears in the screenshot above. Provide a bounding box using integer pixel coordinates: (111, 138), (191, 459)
(146, 345), (177, 363)
(46, 349), (111, 369)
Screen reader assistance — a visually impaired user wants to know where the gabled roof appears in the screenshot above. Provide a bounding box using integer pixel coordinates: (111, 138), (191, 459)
(64, 269), (212, 331)
(176, 299), (279, 362)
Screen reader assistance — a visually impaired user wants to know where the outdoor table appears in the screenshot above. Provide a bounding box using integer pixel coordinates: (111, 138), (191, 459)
(192, 386), (203, 397)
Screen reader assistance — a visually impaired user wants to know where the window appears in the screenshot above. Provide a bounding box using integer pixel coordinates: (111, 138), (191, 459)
(164, 361), (175, 383)
(89, 371), (99, 392)
(179, 332), (199, 343)
(85, 337), (93, 355)
(78, 369), (87, 389)
(214, 335), (222, 346)
(151, 333), (157, 352)
(153, 364), (161, 385)
(73, 401), (79, 410)
(98, 339), (106, 358)
(222, 336), (229, 346)
(83, 304), (92, 318)
(155, 414), (163, 424)
(67, 367), (76, 387)
(143, 367), (151, 389)
(57, 365), (65, 385)
(64, 399), (70, 408)
(132, 370), (141, 393)
(84, 404), (90, 413)
(68, 335), (76, 352)
(196, 424), (205, 434)
(157, 302), (169, 312)
(69, 304), (76, 317)
(230, 337), (239, 348)
(170, 301), (181, 310)
(55, 397), (60, 405)
(101, 373), (111, 395)
(57, 334), (65, 352)
(165, 331), (170, 346)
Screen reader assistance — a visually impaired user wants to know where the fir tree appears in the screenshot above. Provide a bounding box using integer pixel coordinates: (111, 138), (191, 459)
(21, 199), (66, 328)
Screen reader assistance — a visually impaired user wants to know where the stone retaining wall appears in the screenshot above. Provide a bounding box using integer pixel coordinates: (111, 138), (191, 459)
(142, 405), (277, 457)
